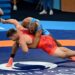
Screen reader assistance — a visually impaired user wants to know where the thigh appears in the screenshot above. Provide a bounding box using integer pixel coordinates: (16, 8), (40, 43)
(59, 47), (73, 52)
(53, 47), (66, 58)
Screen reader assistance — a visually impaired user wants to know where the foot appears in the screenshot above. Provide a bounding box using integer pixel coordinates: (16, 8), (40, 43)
(6, 57), (13, 67)
(70, 56), (75, 61)
(0, 8), (4, 15)
(39, 10), (47, 15)
(13, 5), (17, 11)
(49, 9), (53, 15)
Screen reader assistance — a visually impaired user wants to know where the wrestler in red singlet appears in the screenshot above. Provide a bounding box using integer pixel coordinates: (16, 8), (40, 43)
(21, 29), (57, 55)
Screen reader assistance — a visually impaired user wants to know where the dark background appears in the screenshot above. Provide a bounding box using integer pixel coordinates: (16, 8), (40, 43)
(11, 0), (75, 21)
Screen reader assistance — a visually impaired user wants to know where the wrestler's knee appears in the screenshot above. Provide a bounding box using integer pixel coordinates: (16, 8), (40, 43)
(58, 53), (67, 59)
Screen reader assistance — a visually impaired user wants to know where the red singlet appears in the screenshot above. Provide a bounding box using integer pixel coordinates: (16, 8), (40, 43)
(21, 29), (57, 55)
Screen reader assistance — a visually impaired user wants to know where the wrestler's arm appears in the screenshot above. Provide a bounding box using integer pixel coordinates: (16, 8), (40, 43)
(11, 41), (19, 57)
(28, 22), (42, 48)
(6, 41), (19, 67)
(28, 30), (42, 48)
(22, 18), (41, 48)
(1, 19), (25, 67)
(1, 19), (24, 30)
(19, 36), (29, 53)
(1, 19), (28, 51)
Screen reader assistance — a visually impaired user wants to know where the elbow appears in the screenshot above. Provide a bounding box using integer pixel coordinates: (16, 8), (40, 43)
(28, 45), (36, 48)
(22, 49), (28, 53)
(32, 46), (36, 48)
(25, 49), (28, 53)
(31, 45), (37, 48)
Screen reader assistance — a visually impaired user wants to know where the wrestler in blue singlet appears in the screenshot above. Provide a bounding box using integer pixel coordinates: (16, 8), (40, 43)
(30, 17), (50, 35)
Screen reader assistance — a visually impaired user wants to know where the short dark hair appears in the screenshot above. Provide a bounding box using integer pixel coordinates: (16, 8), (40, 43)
(7, 29), (17, 37)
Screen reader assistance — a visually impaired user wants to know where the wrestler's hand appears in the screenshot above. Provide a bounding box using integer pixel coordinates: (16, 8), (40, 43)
(6, 57), (13, 67)
(0, 19), (19, 25)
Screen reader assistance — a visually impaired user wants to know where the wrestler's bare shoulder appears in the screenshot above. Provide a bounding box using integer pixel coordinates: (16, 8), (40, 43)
(20, 34), (32, 44)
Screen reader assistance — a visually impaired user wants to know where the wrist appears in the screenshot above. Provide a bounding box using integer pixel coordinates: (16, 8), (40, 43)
(10, 54), (15, 58)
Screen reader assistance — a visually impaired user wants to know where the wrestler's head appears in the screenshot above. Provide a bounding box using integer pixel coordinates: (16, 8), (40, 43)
(22, 18), (29, 28)
(7, 29), (19, 41)
(28, 22), (37, 34)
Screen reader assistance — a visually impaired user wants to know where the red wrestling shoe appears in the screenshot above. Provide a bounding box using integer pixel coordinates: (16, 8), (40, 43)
(6, 57), (13, 67)
(70, 56), (75, 61)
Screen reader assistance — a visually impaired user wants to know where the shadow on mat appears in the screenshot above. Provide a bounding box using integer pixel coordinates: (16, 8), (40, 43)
(58, 65), (75, 68)
(55, 60), (74, 64)
(14, 63), (48, 71)
(55, 60), (75, 68)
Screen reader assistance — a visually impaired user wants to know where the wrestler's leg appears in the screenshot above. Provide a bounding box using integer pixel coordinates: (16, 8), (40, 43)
(59, 47), (75, 56)
(53, 47), (67, 58)
(59, 47), (75, 60)
(53, 47), (75, 59)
